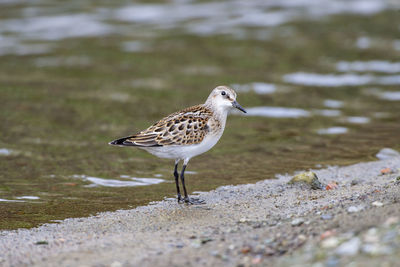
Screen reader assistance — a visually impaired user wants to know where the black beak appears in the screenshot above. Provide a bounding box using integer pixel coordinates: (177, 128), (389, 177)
(232, 100), (247, 113)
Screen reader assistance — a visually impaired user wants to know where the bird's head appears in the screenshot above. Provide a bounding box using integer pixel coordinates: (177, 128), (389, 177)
(206, 85), (247, 113)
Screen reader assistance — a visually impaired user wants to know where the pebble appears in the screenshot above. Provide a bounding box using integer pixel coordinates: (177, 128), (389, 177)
(321, 214), (333, 220)
(35, 241), (48, 245)
(239, 217), (249, 223)
(363, 228), (379, 243)
(325, 256), (340, 267)
(190, 240), (202, 248)
(110, 261), (122, 267)
(241, 246), (252, 254)
(251, 255), (262, 264)
(210, 250), (219, 257)
(383, 216), (399, 227)
(347, 206), (363, 213)
(321, 237), (339, 249)
(289, 171), (324, 190)
(371, 201), (383, 207)
(362, 243), (393, 256)
(320, 230), (336, 240)
(335, 237), (361, 256)
(263, 238), (274, 245)
(350, 179), (360, 186)
(291, 218), (304, 226)
(176, 242), (184, 248)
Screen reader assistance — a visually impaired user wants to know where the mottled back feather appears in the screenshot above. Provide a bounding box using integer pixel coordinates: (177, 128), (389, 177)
(113, 105), (214, 147)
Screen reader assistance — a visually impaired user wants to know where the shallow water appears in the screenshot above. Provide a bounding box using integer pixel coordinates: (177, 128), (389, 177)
(1, 0), (400, 230)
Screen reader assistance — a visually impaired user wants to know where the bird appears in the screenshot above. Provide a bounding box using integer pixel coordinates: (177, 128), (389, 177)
(109, 85), (247, 204)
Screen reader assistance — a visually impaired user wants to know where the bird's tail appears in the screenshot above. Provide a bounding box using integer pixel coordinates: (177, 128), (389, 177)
(109, 134), (161, 147)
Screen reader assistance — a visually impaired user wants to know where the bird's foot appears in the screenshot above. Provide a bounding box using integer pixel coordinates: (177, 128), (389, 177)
(184, 197), (205, 205)
(177, 194), (182, 203)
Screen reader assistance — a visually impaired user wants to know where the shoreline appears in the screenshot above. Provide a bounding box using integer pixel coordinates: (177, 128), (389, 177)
(1, 155), (399, 266)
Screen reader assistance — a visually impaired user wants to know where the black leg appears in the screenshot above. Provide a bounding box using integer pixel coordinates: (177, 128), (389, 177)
(174, 163), (182, 202)
(180, 164), (205, 205)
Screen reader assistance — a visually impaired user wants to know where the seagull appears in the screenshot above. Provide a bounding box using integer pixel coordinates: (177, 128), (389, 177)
(109, 85), (246, 204)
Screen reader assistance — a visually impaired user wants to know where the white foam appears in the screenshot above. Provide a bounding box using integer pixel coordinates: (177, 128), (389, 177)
(317, 127), (348, 135)
(324, 99), (344, 108)
(0, 35), (53, 55)
(34, 56), (91, 67)
(0, 14), (111, 41)
(283, 72), (373, 87)
(16, 196), (40, 200)
(232, 82), (276, 95)
(337, 61), (400, 73)
(73, 175), (164, 188)
(0, 198), (24, 202)
(379, 91), (400, 101)
(356, 36), (370, 49)
(0, 148), (12, 156)
(0, 0), (396, 44)
(314, 109), (341, 117)
(113, 0), (395, 38)
(393, 40), (400, 51)
(242, 106), (310, 118)
(283, 72), (400, 87)
(121, 41), (147, 52)
(346, 116), (370, 124)
(376, 148), (400, 160)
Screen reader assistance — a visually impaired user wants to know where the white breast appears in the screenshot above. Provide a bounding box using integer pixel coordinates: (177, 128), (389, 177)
(141, 132), (223, 161)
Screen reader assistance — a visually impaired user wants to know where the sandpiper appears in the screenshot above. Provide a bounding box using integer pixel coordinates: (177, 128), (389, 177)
(109, 85), (246, 204)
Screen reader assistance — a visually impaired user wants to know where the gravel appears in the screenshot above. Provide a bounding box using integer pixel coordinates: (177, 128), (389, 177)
(0, 155), (399, 267)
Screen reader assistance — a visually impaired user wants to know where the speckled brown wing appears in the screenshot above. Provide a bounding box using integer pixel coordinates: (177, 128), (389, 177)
(110, 105), (212, 147)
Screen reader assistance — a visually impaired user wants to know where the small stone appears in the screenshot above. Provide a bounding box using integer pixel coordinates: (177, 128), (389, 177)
(291, 218), (304, 226)
(289, 171), (324, 190)
(320, 230), (336, 240)
(321, 214), (333, 220)
(241, 246), (252, 254)
(191, 240), (202, 248)
(350, 179), (360, 186)
(347, 206), (363, 213)
(263, 238), (274, 245)
(363, 228), (379, 243)
(325, 182), (338, 190)
(210, 250), (219, 257)
(251, 255), (262, 264)
(335, 237), (361, 256)
(264, 247), (275, 256)
(221, 254), (229, 261)
(298, 234), (307, 241)
(110, 261), (122, 267)
(35, 241), (48, 245)
(383, 216), (399, 227)
(239, 217), (248, 223)
(176, 242), (184, 248)
(380, 168), (392, 175)
(321, 237), (340, 249)
(201, 237), (213, 244)
(371, 201), (383, 207)
(362, 244), (393, 256)
(325, 256), (340, 267)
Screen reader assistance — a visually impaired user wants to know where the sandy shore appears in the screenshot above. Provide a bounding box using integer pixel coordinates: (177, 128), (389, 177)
(1, 155), (399, 267)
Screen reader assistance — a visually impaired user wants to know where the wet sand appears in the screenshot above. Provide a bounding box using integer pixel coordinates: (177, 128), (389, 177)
(1, 155), (399, 267)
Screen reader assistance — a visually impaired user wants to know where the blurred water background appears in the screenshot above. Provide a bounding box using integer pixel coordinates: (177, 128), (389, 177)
(1, 0), (400, 229)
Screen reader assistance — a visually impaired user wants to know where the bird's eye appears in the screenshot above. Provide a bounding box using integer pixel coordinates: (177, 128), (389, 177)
(221, 91), (226, 96)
